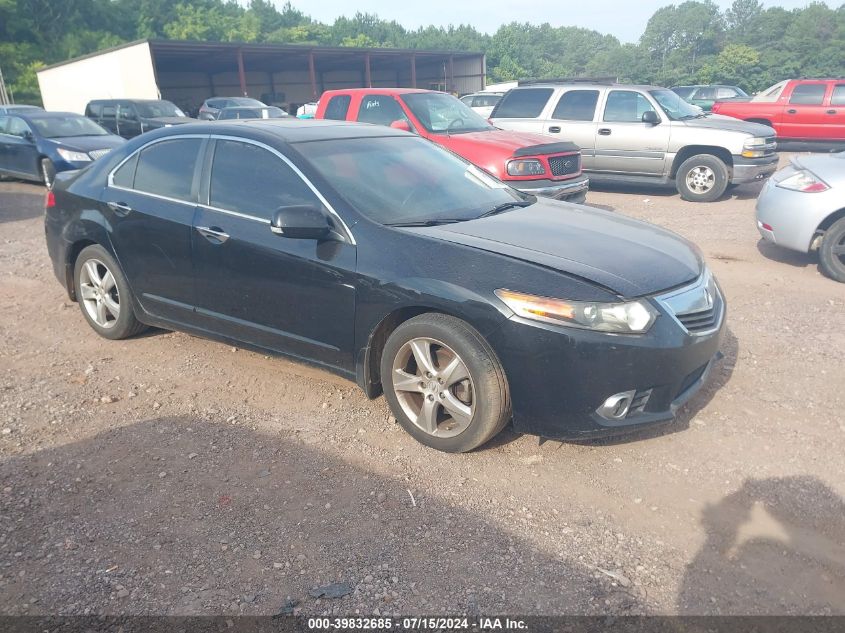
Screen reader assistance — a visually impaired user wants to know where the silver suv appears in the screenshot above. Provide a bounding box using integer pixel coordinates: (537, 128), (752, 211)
(490, 82), (778, 202)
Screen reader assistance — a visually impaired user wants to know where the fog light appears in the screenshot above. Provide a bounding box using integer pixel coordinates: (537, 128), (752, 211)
(596, 390), (636, 420)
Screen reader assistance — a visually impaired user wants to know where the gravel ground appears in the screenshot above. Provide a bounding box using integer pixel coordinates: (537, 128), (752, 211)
(0, 156), (843, 617)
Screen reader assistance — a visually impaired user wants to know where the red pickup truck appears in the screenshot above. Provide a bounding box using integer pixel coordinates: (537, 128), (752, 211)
(314, 88), (589, 203)
(712, 79), (845, 142)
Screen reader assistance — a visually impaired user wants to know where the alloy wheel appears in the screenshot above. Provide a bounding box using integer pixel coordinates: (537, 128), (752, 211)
(79, 258), (120, 328)
(685, 166), (715, 194)
(391, 337), (475, 438)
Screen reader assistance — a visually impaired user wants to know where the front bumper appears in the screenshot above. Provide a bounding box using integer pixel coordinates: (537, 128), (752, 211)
(486, 279), (726, 440)
(512, 174), (589, 203)
(731, 154), (778, 184)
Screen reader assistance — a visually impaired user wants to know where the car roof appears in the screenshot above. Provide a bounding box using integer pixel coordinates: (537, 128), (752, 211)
(143, 118), (410, 144)
(514, 83), (665, 91)
(323, 88), (440, 96)
(89, 99), (170, 104)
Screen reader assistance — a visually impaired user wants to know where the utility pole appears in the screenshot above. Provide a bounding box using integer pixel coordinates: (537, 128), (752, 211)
(0, 65), (10, 105)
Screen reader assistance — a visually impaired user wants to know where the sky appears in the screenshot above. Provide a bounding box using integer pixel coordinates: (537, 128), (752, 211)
(270, 0), (819, 43)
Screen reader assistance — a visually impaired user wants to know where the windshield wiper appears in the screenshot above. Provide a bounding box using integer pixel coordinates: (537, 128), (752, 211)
(385, 218), (466, 227)
(476, 199), (534, 219)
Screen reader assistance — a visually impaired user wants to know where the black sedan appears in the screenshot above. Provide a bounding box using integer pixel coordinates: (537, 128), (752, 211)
(45, 120), (725, 452)
(0, 111), (124, 187)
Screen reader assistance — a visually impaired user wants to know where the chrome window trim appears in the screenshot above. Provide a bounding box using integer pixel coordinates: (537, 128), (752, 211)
(107, 184), (198, 208)
(106, 133), (356, 245)
(655, 268), (724, 337)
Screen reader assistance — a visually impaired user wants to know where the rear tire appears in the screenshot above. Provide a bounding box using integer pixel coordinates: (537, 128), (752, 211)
(73, 244), (148, 339)
(819, 217), (845, 283)
(380, 313), (510, 453)
(676, 154), (729, 202)
(41, 158), (55, 189)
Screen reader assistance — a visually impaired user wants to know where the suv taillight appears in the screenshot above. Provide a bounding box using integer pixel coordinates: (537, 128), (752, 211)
(45, 190), (55, 208)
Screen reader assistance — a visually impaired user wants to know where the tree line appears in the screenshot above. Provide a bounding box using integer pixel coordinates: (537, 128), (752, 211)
(1, 0), (843, 105)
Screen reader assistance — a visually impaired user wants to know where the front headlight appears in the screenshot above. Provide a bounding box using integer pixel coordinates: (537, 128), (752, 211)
(741, 136), (773, 158)
(495, 289), (657, 334)
(56, 148), (92, 162)
(506, 159), (546, 177)
(776, 169), (829, 193)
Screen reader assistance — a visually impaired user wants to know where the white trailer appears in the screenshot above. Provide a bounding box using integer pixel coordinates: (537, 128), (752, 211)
(37, 41), (159, 114)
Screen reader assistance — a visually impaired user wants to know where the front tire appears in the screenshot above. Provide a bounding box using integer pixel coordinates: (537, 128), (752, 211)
(41, 158), (56, 189)
(676, 154), (729, 202)
(819, 217), (845, 283)
(73, 244), (147, 339)
(380, 313), (510, 453)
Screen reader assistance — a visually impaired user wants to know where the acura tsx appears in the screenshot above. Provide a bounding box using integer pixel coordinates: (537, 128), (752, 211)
(45, 120), (726, 452)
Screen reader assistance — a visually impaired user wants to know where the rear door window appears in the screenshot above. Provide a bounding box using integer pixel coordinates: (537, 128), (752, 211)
(789, 84), (826, 105)
(324, 95), (352, 120)
(133, 138), (202, 202)
(209, 140), (320, 219)
(102, 104), (116, 118)
(86, 103), (102, 117)
(551, 90), (599, 121)
(695, 87), (717, 100)
(112, 153), (139, 188)
(493, 89), (553, 118)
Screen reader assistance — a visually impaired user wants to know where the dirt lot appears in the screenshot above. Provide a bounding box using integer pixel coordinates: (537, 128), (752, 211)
(1, 157), (843, 617)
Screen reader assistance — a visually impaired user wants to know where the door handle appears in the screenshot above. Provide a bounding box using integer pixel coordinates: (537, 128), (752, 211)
(107, 201), (132, 216)
(548, 126), (561, 133)
(786, 109), (797, 114)
(826, 109), (837, 115)
(598, 128), (612, 136)
(196, 226), (230, 244)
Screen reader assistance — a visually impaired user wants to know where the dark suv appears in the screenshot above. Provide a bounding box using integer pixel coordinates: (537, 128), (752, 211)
(85, 99), (196, 139)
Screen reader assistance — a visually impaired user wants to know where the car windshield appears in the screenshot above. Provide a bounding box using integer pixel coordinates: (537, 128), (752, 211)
(671, 87), (696, 100)
(649, 89), (705, 120)
(296, 135), (530, 225)
(402, 93), (494, 134)
(30, 116), (110, 138)
(135, 101), (186, 118)
(219, 107), (288, 120)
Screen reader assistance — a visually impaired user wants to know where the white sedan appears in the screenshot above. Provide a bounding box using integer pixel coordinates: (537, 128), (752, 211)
(756, 152), (845, 282)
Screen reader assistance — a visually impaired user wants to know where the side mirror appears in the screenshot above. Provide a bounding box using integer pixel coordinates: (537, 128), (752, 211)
(270, 205), (332, 240)
(642, 111), (660, 125)
(22, 130), (35, 143)
(390, 119), (412, 133)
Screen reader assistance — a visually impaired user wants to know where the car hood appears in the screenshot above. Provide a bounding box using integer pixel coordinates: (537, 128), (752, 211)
(46, 135), (126, 152)
(792, 151), (845, 187)
(142, 116), (197, 125)
(682, 114), (776, 137)
(435, 129), (574, 158)
(406, 200), (702, 297)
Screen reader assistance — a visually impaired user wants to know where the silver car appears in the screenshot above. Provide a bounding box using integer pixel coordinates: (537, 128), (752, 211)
(756, 152), (845, 282)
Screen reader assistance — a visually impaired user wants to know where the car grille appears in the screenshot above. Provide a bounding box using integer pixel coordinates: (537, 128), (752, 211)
(88, 149), (113, 160)
(655, 269), (724, 336)
(548, 154), (580, 177)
